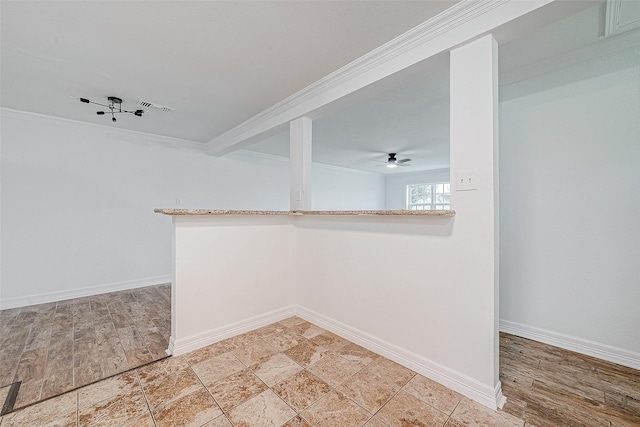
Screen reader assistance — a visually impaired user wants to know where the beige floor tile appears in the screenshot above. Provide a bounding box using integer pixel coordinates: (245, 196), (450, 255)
(78, 370), (140, 409)
(139, 360), (203, 410)
(262, 330), (306, 352)
(284, 340), (330, 367)
(278, 316), (307, 328)
(1, 391), (76, 427)
(203, 414), (234, 426)
(338, 369), (399, 414)
(310, 331), (350, 351)
(153, 387), (223, 427)
(27, 412), (77, 427)
(232, 339), (279, 367)
(335, 343), (381, 367)
(251, 322), (288, 338)
(282, 415), (313, 427)
(121, 413), (156, 427)
(376, 390), (449, 427)
(301, 390), (370, 427)
(191, 352), (245, 387)
(183, 340), (235, 366)
(449, 397), (525, 427)
(364, 416), (391, 427)
(403, 374), (462, 416)
(251, 353), (303, 387)
(78, 386), (149, 427)
(290, 322), (326, 339)
(272, 370), (331, 412)
(225, 332), (261, 351)
(365, 357), (416, 388)
(307, 353), (364, 387)
(227, 389), (297, 427)
(251, 323), (288, 338)
(207, 369), (268, 411)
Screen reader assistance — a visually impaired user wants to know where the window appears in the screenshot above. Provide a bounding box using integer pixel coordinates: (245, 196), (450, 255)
(407, 182), (450, 210)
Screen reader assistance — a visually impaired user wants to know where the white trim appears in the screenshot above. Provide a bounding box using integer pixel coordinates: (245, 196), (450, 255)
(606, 0), (640, 36)
(500, 319), (640, 370)
(0, 108), (207, 154)
(297, 306), (503, 410)
(167, 336), (176, 356)
(495, 382), (506, 409)
(0, 276), (171, 310)
(170, 305), (297, 356)
(206, 0), (552, 154)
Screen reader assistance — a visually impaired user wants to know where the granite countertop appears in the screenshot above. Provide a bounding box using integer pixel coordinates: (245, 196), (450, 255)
(154, 208), (455, 216)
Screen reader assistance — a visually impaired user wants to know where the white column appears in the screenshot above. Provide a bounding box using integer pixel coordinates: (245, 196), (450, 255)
(450, 34), (502, 407)
(289, 116), (312, 210)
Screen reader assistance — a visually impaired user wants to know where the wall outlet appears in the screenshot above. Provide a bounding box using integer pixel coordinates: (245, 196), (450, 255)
(175, 198), (183, 206)
(455, 170), (478, 191)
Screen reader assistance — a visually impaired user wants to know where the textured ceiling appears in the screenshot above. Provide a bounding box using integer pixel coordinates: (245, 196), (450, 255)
(0, 0), (459, 142)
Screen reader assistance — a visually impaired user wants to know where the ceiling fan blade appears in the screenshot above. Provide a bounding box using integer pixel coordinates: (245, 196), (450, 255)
(397, 158), (412, 164)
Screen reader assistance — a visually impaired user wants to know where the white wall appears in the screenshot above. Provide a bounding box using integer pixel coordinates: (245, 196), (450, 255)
(0, 112), (385, 308)
(384, 168), (451, 209)
(499, 44), (640, 358)
(313, 165), (385, 210)
(235, 151), (386, 211)
(0, 110), (291, 308)
(172, 216), (297, 354)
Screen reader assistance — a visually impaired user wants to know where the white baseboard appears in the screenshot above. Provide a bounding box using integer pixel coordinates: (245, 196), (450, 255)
(297, 306), (503, 410)
(171, 305), (298, 356)
(0, 276), (171, 310)
(500, 319), (640, 370)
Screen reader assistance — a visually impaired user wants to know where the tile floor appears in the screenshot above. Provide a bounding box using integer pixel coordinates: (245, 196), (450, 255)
(0, 316), (525, 427)
(0, 284), (171, 409)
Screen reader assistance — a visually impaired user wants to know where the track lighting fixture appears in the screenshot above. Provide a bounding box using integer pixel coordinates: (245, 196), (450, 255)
(77, 96), (144, 122)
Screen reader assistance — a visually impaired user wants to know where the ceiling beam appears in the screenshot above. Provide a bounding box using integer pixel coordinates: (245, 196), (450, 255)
(205, 0), (554, 156)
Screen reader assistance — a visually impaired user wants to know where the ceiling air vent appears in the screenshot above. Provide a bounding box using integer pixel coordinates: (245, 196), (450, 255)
(137, 100), (175, 113)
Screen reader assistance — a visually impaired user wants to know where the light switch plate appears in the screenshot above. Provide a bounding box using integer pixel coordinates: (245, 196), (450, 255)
(455, 170), (478, 191)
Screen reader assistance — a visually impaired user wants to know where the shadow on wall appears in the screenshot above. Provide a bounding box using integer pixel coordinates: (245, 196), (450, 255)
(294, 215), (455, 237)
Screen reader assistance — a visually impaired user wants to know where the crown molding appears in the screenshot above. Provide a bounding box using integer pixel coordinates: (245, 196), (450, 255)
(206, 0), (552, 155)
(0, 108), (208, 154)
(606, 0), (640, 36)
(500, 26), (640, 87)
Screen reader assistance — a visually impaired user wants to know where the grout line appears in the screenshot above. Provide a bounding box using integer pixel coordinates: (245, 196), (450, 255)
(136, 369), (158, 427)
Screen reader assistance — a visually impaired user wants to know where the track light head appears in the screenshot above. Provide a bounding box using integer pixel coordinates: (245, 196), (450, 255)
(96, 111), (105, 115)
(112, 117), (117, 122)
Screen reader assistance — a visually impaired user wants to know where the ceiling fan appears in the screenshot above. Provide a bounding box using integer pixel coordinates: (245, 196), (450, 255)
(75, 96), (144, 122)
(376, 153), (412, 168)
